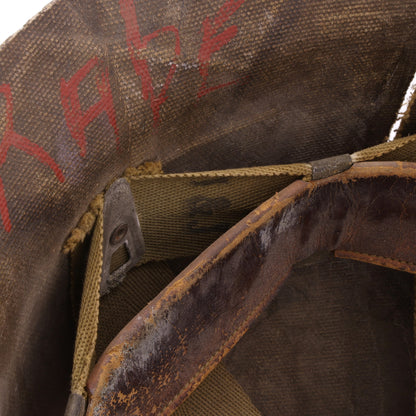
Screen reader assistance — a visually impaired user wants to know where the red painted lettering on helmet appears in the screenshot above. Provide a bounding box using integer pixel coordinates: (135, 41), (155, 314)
(120, 0), (180, 126)
(197, 0), (245, 99)
(0, 84), (64, 232)
(60, 57), (119, 157)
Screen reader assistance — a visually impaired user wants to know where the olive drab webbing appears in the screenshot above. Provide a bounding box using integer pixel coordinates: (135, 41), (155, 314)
(68, 134), (416, 414)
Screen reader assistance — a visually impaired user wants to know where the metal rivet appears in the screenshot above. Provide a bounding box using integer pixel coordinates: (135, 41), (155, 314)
(110, 223), (128, 246)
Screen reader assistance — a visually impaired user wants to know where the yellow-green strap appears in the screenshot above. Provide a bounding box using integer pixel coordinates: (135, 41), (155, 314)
(173, 363), (262, 416)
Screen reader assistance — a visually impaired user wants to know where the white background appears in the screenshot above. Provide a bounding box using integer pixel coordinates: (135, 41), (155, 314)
(0, 1), (53, 45)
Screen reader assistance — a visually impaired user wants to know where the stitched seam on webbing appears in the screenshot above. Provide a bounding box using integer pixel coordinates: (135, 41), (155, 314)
(351, 134), (416, 163)
(336, 250), (416, 269)
(159, 276), (285, 416)
(126, 164), (311, 180)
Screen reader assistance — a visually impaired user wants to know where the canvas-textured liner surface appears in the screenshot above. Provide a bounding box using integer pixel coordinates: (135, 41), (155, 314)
(1, 0), (416, 414)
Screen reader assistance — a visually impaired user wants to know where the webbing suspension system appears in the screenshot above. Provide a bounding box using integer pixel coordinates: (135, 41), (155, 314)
(99, 154), (353, 298)
(65, 134), (416, 415)
(87, 161), (416, 415)
(102, 154), (354, 295)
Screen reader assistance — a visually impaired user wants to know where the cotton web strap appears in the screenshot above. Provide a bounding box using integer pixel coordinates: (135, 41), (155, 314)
(68, 133), (416, 415)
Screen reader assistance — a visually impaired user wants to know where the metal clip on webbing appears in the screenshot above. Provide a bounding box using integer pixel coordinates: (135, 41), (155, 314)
(309, 153), (353, 180)
(100, 178), (145, 296)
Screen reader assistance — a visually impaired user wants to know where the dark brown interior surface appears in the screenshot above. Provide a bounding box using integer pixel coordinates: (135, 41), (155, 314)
(224, 252), (414, 416)
(96, 260), (179, 357)
(3, 1), (416, 414)
(96, 253), (414, 416)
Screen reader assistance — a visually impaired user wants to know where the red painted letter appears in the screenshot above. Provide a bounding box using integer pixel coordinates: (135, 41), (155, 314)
(198, 0), (245, 99)
(0, 84), (64, 232)
(60, 57), (119, 157)
(120, 0), (180, 126)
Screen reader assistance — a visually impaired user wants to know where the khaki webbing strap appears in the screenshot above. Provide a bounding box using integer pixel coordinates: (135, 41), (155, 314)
(173, 363), (262, 416)
(128, 163), (311, 264)
(64, 134), (416, 257)
(69, 200), (103, 402)
(126, 134), (416, 265)
(351, 133), (416, 162)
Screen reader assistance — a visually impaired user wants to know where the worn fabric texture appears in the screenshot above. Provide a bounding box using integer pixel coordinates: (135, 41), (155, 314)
(1, 0), (416, 414)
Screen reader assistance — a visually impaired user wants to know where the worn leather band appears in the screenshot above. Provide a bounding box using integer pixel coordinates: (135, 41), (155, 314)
(86, 161), (416, 415)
